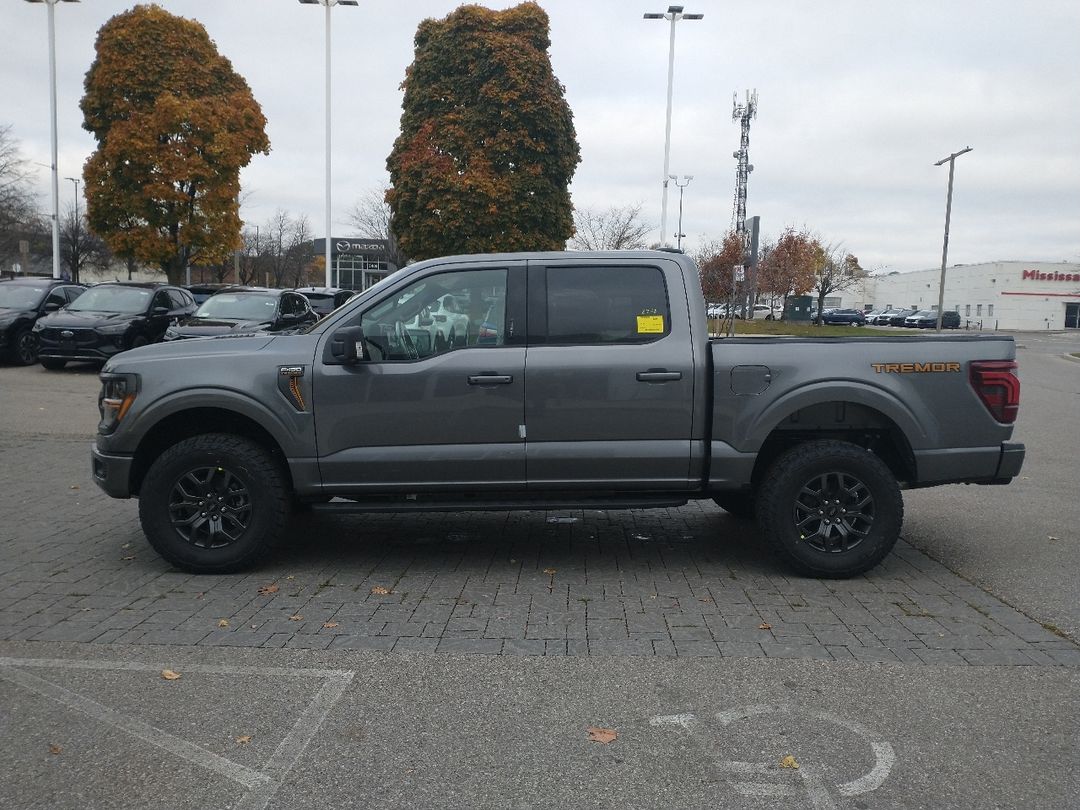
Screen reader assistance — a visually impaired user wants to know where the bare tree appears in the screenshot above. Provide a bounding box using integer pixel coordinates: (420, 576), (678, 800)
(346, 186), (408, 269)
(285, 214), (315, 288)
(0, 124), (41, 270)
(59, 203), (112, 282)
(568, 204), (652, 251)
(813, 244), (865, 322)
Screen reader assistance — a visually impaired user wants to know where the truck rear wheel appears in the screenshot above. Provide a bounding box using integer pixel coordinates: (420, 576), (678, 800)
(756, 440), (903, 578)
(138, 433), (288, 574)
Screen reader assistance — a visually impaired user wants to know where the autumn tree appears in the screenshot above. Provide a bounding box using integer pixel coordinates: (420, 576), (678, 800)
(568, 204), (651, 251)
(696, 232), (744, 304)
(80, 4), (269, 285)
(757, 227), (821, 308)
(386, 3), (580, 260)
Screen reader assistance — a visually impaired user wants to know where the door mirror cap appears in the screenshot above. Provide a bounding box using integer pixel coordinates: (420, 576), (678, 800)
(330, 325), (366, 364)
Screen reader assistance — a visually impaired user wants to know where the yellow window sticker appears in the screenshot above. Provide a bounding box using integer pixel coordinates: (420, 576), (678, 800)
(636, 315), (665, 334)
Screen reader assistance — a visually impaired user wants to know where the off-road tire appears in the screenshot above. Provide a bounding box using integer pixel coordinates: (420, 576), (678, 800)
(756, 440), (903, 578)
(138, 433), (289, 574)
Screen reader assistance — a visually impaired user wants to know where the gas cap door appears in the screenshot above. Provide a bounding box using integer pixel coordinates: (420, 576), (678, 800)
(730, 365), (772, 395)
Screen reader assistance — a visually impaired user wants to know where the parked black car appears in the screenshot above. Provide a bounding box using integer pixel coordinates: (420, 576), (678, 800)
(293, 286), (357, 317)
(183, 283), (232, 305)
(0, 278), (86, 365)
(34, 282), (197, 369)
(910, 310), (962, 329)
(887, 308), (919, 326)
(164, 287), (318, 341)
(821, 308), (866, 326)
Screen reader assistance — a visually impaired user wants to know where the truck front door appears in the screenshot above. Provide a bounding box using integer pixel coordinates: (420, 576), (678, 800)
(524, 259), (695, 490)
(314, 263), (527, 493)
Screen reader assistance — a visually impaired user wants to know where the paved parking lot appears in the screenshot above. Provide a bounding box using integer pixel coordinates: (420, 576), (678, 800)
(1, 433), (1076, 667)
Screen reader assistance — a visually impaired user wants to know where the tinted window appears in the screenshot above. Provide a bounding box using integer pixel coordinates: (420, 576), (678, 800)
(63, 286), (85, 304)
(546, 266), (669, 345)
(68, 286), (153, 314)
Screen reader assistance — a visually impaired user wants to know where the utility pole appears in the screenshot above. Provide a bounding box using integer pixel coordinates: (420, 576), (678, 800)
(670, 175), (692, 250)
(933, 146), (972, 332)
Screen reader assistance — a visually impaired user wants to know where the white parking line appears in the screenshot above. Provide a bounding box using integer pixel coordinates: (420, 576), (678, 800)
(0, 656), (355, 810)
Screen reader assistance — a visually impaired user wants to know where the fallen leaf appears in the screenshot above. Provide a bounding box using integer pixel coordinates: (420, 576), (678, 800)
(121, 555), (135, 561)
(780, 755), (799, 769)
(161, 669), (181, 681)
(258, 584), (279, 595)
(289, 615), (304, 622)
(586, 726), (617, 744)
(235, 735), (253, 745)
(250, 625), (258, 630)
(370, 586), (391, 595)
(217, 619), (229, 628)
(698, 596), (714, 603)
(1048, 536), (1060, 542)
(286, 575), (296, 581)
(69, 485), (79, 490)
(323, 622), (339, 629)
(759, 622), (772, 630)
(49, 744), (62, 755)
(543, 568), (557, 575)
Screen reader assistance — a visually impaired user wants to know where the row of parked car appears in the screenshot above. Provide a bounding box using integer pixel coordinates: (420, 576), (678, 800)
(864, 308), (962, 329)
(0, 277), (357, 368)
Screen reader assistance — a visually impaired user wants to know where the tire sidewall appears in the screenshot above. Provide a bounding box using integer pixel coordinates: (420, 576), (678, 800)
(14, 326), (39, 365)
(139, 435), (287, 573)
(757, 441), (903, 578)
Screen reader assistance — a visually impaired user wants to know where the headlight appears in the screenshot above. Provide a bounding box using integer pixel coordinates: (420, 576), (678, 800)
(32, 320), (46, 332)
(96, 322), (131, 335)
(98, 372), (140, 434)
(164, 327), (180, 341)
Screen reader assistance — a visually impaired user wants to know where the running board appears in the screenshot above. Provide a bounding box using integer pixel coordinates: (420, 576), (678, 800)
(308, 496), (689, 514)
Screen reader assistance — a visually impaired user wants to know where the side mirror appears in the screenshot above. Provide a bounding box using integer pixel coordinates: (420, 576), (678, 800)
(44, 302), (61, 312)
(330, 325), (366, 364)
(153, 306), (169, 315)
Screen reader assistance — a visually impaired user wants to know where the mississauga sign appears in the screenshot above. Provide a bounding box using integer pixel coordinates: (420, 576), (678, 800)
(1023, 269), (1080, 282)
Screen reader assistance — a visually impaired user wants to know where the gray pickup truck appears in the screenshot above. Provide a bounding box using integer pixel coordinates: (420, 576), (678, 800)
(91, 250), (1024, 578)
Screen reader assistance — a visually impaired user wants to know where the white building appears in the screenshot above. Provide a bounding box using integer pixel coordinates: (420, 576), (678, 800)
(833, 261), (1080, 331)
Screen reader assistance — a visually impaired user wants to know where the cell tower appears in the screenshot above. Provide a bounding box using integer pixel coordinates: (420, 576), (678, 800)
(731, 89), (758, 248)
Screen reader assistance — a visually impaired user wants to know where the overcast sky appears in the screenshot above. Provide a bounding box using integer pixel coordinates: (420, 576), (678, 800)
(5, 0), (1079, 272)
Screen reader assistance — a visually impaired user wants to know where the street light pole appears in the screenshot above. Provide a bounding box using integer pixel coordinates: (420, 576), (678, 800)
(65, 175), (79, 282)
(299, 0), (357, 288)
(933, 146), (972, 332)
(25, 0), (79, 280)
(644, 5), (702, 248)
(670, 174), (692, 250)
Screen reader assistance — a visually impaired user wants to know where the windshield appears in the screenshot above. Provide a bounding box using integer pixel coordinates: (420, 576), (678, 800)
(195, 293), (278, 321)
(0, 284), (46, 309)
(67, 286), (151, 314)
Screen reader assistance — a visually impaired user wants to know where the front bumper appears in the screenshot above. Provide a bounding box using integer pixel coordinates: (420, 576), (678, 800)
(91, 443), (134, 498)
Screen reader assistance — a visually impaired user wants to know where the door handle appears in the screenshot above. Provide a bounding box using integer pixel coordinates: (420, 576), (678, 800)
(636, 370), (682, 382)
(468, 374), (514, 385)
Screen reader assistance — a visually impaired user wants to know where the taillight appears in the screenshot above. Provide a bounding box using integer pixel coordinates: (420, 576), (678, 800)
(969, 360), (1019, 424)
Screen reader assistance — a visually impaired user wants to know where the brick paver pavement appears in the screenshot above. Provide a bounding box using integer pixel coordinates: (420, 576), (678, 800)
(2, 436), (1077, 666)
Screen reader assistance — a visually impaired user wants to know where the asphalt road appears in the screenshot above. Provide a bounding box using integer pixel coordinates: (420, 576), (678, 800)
(0, 334), (1077, 810)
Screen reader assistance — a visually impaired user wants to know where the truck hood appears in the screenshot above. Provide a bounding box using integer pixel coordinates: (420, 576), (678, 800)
(102, 333), (282, 373)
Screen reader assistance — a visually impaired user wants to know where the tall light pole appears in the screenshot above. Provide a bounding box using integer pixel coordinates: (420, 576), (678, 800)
(644, 5), (702, 247)
(670, 174), (692, 250)
(933, 146), (972, 332)
(25, 0), (79, 280)
(299, 0), (358, 288)
(65, 175), (79, 282)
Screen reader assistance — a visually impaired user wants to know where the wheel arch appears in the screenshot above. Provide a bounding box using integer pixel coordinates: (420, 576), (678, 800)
(129, 407), (292, 496)
(747, 392), (919, 490)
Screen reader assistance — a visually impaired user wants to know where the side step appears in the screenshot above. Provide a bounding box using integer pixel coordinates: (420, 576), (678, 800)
(308, 495), (689, 515)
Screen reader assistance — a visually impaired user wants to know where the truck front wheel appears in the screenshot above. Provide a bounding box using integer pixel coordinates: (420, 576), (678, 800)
(756, 440), (903, 578)
(138, 433), (289, 574)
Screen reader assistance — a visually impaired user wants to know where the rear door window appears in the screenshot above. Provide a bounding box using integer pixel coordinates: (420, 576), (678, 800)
(545, 265), (670, 345)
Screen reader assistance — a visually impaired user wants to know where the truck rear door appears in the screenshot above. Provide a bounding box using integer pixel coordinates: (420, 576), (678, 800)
(524, 257), (694, 490)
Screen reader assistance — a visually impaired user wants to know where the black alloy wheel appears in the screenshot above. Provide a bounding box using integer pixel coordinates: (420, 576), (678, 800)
(12, 327), (39, 365)
(139, 433), (289, 573)
(756, 440), (903, 578)
(168, 466), (253, 549)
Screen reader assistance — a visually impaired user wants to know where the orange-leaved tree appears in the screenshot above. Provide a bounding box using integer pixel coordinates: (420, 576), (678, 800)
(81, 4), (269, 284)
(696, 232), (745, 303)
(386, 3), (580, 260)
(757, 227), (822, 309)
